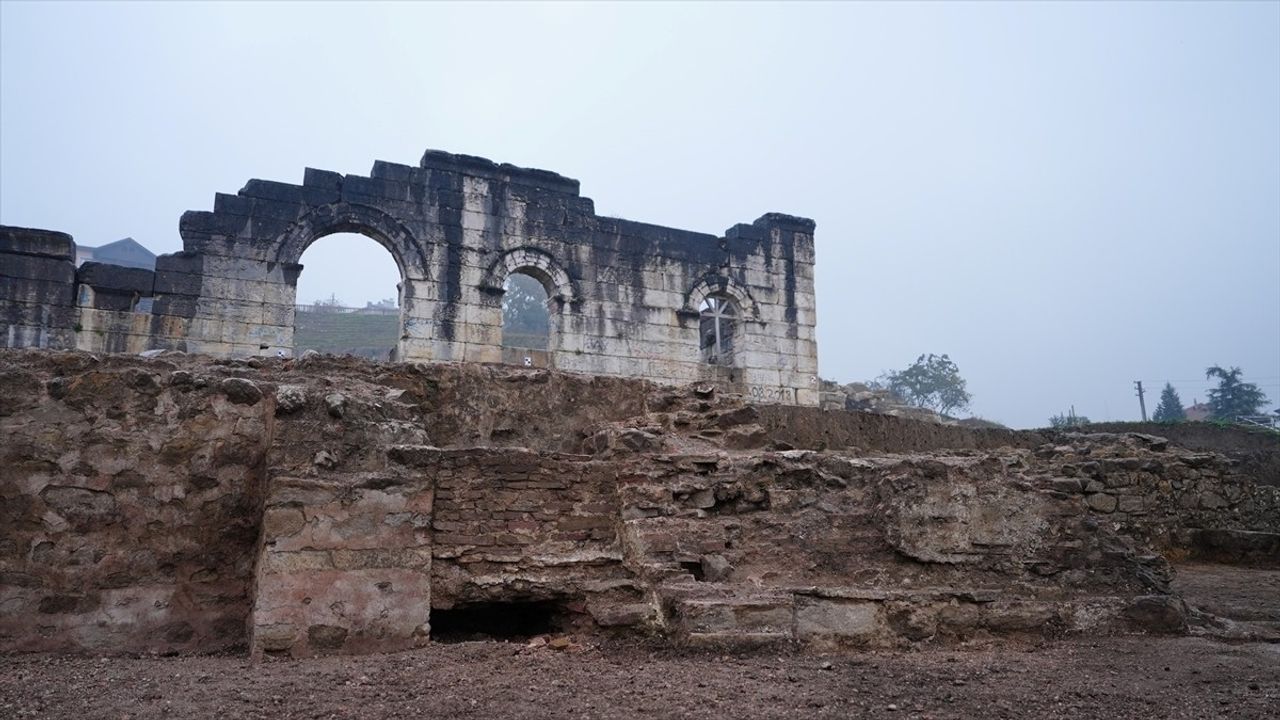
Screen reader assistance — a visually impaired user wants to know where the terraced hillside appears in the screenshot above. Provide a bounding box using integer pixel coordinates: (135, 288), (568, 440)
(292, 310), (399, 359)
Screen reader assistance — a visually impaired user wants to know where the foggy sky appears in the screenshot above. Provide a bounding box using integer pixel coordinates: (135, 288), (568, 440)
(2, 1), (1277, 428)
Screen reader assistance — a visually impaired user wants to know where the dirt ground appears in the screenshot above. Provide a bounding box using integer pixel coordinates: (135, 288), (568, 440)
(3, 564), (1278, 720)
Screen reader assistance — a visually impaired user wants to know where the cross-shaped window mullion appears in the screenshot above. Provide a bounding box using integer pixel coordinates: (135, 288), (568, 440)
(703, 297), (735, 358)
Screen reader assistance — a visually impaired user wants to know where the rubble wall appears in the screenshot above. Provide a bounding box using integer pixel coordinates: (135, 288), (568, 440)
(1088, 422), (1280, 486)
(616, 450), (1180, 646)
(1, 350), (1277, 657)
(1033, 435), (1280, 563)
(0, 354), (271, 653)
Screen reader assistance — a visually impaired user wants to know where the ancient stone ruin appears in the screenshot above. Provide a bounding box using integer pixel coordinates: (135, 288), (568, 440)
(0, 150), (818, 405)
(1, 351), (1275, 658)
(1, 150), (1276, 662)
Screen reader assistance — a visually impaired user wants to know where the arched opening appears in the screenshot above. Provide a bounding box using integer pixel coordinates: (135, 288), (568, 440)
(699, 294), (738, 365)
(293, 232), (404, 360)
(502, 271), (551, 359)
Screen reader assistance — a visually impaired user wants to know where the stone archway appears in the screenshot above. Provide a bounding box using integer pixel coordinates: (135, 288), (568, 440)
(478, 247), (577, 367)
(272, 202), (431, 279)
(479, 247), (578, 305)
(274, 203), (430, 359)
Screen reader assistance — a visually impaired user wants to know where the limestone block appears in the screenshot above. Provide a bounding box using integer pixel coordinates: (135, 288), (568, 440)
(76, 262), (154, 295)
(0, 298), (78, 327)
(403, 279), (439, 302)
(794, 598), (885, 644)
(0, 276), (75, 306)
(260, 302), (295, 328)
(250, 567), (431, 658)
(0, 226), (75, 261)
(0, 252), (76, 284)
(1, 322), (77, 350)
(459, 322), (500, 346)
(465, 343), (503, 365)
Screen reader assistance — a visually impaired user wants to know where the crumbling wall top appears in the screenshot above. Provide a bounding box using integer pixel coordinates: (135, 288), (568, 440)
(419, 148), (581, 195)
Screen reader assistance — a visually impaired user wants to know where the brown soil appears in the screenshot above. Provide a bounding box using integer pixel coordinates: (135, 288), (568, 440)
(1, 636), (1275, 720)
(4, 563), (1278, 720)
(1175, 563), (1280, 628)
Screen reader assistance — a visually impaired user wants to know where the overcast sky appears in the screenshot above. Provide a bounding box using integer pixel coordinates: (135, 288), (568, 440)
(2, 1), (1277, 427)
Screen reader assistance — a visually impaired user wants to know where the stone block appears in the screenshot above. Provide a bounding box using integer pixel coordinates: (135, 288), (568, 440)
(303, 167), (344, 191)
(1, 322), (76, 349)
(77, 262), (155, 295)
(794, 599), (884, 644)
(152, 270), (203, 296)
(155, 251), (204, 275)
(0, 299), (78, 328)
(0, 276), (75, 306)
(152, 293), (199, 319)
(84, 290), (138, 312)
(1121, 595), (1186, 633)
(0, 226), (75, 260)
(250, 567), (430, 658)
(239, 178), (337, 206)
(0, 252), (75, 284)
(1116, 495), (1146, 514)
(590, 602), (654, 627)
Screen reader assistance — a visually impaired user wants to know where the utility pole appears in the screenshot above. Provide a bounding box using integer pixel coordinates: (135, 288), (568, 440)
(1134, 380), (1148, 422)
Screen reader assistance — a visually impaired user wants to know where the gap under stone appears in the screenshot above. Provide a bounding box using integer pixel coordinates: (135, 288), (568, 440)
(430, 600), (568, 642)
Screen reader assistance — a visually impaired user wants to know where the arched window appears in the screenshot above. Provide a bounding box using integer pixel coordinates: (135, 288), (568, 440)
(699, 295), (737, 365)
(502, 271), (550, 351)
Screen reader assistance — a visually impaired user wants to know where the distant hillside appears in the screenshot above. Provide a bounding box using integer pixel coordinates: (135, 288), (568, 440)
(293, 310), (399, 360)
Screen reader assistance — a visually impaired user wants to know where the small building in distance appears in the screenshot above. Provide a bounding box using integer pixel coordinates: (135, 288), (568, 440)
(359, 298), (399, 315)
(75, 237), (156, 270)
(1185, 401), (1212, 422)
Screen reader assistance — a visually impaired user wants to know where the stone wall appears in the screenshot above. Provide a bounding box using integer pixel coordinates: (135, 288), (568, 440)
(0, 227), (78, 350)
(0, 354), (270, 653)
(615, 449), (1180, 647)
(250, 474), (434, 659)
(2, 350), (1276, 657)
(0, 148), (820, 405)
(1087, 422), (1280, 487)
(393, 447), (650, 629)
(1032, 433), (1280, 560)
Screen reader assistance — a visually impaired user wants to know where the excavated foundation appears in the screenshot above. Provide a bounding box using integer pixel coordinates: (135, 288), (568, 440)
(1, 349), (1276, 657)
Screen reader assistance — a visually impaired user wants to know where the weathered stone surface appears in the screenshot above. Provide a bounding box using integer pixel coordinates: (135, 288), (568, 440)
(0, 252), (76, 284)
(0, 226), (75, 261)
(2, 350), (1277, 659)
(700, 554), (733, 582)
(1, 354), (271, 654)
(1087, 493), (1119, 513)
(794, 599), (884, 644)
(220, 377), (262, 405)
(275, 384), (307, 413)
(1122, 595), (1187, 633)
(324, 392), (346, 418)
(0, 148), (820, 406)
(77, 262), (155, 295)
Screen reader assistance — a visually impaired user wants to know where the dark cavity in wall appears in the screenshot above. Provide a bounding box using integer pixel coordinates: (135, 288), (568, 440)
(430, 600), (568, 642)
